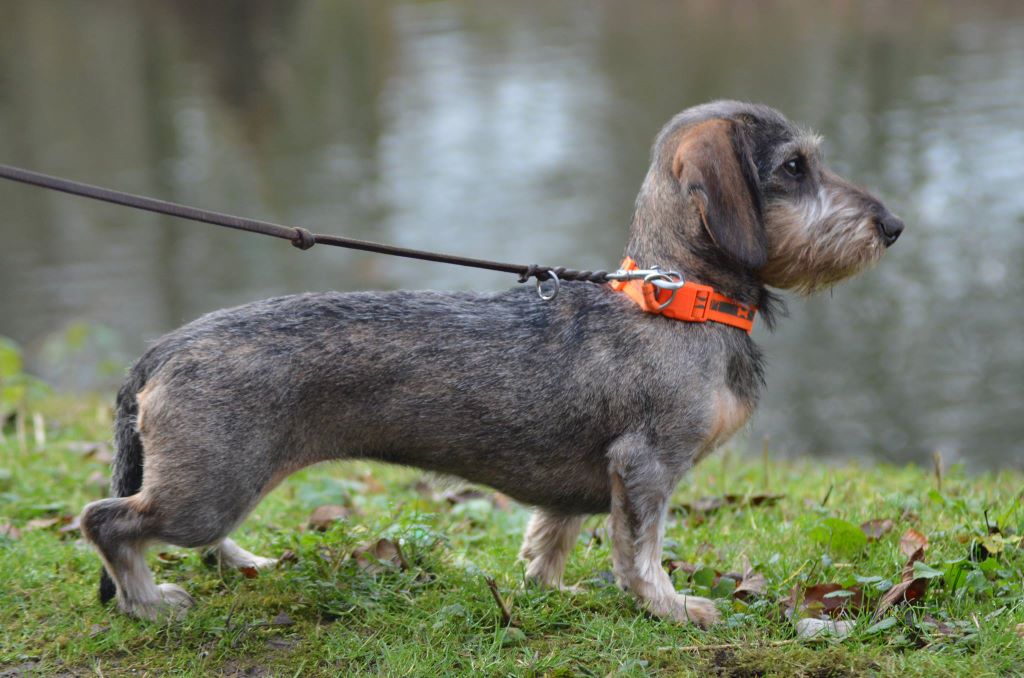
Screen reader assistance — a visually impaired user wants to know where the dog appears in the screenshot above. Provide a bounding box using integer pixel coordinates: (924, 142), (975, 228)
(80, 101), (903, 625)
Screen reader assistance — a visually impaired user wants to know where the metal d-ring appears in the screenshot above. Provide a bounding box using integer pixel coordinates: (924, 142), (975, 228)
(536, 270), (560, 301)
(645, 272), (684, 310)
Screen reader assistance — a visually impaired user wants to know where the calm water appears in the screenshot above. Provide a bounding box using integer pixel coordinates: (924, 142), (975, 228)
(1, 1), (1023, 470)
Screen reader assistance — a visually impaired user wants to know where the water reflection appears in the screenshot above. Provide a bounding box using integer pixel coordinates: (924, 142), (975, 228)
(1, 1), (1022, 469)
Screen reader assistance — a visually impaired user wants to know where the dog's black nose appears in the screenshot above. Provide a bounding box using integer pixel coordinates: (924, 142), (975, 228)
(876, 212), (904, 247)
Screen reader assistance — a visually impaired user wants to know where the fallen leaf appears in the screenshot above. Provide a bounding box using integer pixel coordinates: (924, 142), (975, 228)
(861, 519), (895, 541)
(156, 551), (182, 562)
(796, 618), (855, 639)
(239, 566), (259, 579)
(271, 611), (293, 626)
(24, 517), (61, 530)
(59, 515), (81, 537)
(899, 529), (928, 558)
(1016, 622), (1024, 639)
(733, 556), (767, 601)
(352, 538), (407, 573)
(872, 577), (928, 620)
(307, 505), (349, 531)
(786, 583), (864, 619)
(0, 523), (21, 540)
(872, 545), (928, 620)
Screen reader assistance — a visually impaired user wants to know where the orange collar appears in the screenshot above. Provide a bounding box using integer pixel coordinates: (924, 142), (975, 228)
(609, 257), (757, 333)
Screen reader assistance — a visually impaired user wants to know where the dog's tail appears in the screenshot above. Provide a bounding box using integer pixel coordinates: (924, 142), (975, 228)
(98, 368), (148, 604)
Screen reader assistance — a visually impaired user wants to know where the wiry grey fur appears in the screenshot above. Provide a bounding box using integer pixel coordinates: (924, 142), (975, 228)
(80, 101), (902, 624)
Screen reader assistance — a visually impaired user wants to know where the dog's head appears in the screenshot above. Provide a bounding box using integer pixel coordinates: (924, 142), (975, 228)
(635, 101), (903, 293)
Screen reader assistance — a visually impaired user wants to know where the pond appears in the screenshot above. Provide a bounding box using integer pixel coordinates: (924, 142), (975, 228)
(1, 1), (1022, 470)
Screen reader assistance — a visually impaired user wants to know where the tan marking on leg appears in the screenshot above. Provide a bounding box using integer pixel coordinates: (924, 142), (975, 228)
(134, 379), (164, 435)
(695, 387), (753, 462)
(519, 511), (584, 589)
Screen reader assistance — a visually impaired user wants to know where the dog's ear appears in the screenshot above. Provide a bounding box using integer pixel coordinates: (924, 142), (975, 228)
(672, 119), (766, 269)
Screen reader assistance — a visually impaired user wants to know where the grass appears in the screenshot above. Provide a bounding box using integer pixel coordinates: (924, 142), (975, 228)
(1, 392), (1023, 677)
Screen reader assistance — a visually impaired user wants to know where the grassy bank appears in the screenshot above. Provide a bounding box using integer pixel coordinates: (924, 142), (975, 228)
(1, 389), (1023, 677)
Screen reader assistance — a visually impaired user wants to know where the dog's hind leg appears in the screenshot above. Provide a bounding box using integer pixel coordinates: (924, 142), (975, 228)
(607, 436), (720, 628)
(80, 496), (194, 621)
(518, 510), (584, 589)
(206, 538), (277, 570)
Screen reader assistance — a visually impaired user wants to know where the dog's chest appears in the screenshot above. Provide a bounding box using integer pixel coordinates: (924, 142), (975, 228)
(695, 386), (753, 462)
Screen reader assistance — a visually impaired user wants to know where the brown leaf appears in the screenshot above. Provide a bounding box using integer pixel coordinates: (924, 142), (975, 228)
(1016, 622), (1024, 639)
(0, 523), (21, 540)
(861, 519), (895, 542)
(307, 505), (349, 531)
(872, 577), (928, 620)
(59, 515), (81, 537)
(156, 551), (182, 562)
(24, 517), (62, 531)
(872, 543), (929, 620)
(352, 538), (407, 573)
(491, 492), (511, 511)
(899, 529), (928, 558)
(733, 556), (767, 601)
(239, 566), (260, 579)
(786, 583), (864, 619)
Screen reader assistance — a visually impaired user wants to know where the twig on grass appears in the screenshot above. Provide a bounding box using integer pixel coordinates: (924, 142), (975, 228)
(657, 639), (797, 652)
(485, 575), (513, 627)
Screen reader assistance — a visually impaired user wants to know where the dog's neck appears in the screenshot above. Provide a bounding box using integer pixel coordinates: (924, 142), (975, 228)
(624, 221), (766, 310)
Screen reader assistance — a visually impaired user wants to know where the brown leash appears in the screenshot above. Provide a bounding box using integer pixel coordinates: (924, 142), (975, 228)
(0, 163), (612, 288)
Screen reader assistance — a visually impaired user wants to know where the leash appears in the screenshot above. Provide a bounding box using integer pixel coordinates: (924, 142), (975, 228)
(0, 163), (756, 329)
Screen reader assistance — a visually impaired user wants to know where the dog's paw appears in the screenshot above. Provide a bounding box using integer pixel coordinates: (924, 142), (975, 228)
(121, 583), (195, 621)
(648, 594), (721, 628)
(237, 554), (278, 570)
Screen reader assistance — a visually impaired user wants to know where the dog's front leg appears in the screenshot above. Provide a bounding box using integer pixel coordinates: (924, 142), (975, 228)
(607, 438), (720, 627)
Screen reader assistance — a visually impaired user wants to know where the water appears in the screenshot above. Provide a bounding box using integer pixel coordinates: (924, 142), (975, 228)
(1, 1), (1022, 470)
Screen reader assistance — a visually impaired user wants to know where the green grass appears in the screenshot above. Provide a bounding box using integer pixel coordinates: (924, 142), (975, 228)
(1, 393), (1023, 677)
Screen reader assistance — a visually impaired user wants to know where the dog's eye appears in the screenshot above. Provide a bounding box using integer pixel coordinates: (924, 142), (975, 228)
(783, 157), (805, 178)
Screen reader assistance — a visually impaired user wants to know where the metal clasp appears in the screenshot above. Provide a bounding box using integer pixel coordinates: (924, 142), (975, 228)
(607, 265), (685, 310)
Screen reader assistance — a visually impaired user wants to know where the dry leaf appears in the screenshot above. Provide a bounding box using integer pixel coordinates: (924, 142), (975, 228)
(786, 583), (864, 619)
(733, 556), (767, 601)
(861, 519), (895, 541)
(24, 517), (62, 531)
(307, 505), (349, 531)
(352, 538), (407, 573)
(873, 578), (928, 620)
(796, 618), (855, 639)
(899, 529), (928, 558)
(0, 523), (21, 540)
(872, 544), (929, 620)
(239, 566), (259, 579)
(1015, 622), (1024, 639)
